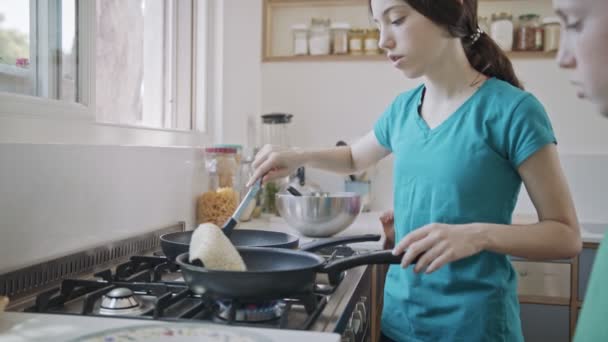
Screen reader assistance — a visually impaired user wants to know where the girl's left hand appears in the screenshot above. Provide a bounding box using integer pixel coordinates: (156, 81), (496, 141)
(392, 223), (486, 274)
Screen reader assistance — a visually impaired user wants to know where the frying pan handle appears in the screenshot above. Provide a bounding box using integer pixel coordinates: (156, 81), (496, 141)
(299, 234), (381, 252)
(322, 250), (420, 274)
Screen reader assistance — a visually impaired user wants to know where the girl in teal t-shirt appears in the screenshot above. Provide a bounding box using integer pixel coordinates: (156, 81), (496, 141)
(247, 0), (582, 341)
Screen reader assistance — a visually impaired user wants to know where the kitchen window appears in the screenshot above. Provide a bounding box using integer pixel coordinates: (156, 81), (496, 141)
(0, 0), (80, 102)
(0, 0), (211, 135)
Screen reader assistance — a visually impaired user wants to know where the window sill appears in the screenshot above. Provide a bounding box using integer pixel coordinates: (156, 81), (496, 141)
(95, 122), (200, 134)
(0, 64), (31, 79)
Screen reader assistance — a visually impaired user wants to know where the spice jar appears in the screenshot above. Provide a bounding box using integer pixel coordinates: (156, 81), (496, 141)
(291, 24), (309, 56)
(309, 18), (331, 56)
(364, 28), (380, 55)
(514, 14), (543, 51)
(490, 12), (514, 52)
(330, 22), (351, 55)
(197, 147), (239, 226)
(542, 17), (561, 52)
(348, 28), (364, 55)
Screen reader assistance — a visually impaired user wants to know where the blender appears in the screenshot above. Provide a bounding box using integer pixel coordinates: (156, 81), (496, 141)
(259, 113), (297, 214)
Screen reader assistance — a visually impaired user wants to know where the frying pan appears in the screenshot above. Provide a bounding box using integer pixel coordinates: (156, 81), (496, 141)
(160, 230), (300, 260)
(175, 235), (413, 299)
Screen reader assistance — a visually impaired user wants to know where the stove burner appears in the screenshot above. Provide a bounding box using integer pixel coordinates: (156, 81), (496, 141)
(98, 288), (149, 316)
(216, 300), (286, 322)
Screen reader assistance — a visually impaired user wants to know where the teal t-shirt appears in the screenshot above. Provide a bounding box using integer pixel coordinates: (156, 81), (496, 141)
(374, 78), (556, 342)
(574, 234), (608, 341)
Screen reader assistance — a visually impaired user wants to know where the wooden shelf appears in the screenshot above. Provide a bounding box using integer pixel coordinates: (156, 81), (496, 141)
(263, 51), (557, 62)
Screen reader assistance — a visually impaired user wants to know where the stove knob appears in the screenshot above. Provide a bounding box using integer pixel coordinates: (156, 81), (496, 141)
(341, 327), (355, 342)
(351, 310), (363, 335)
(355, 301), (367, 327)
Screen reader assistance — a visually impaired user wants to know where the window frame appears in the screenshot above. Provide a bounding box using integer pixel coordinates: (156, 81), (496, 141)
(0, 0), (214, 145)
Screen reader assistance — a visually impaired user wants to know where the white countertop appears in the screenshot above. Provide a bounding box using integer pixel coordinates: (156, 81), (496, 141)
(0, 312), (340, 342)
(239, 212), (607, 247)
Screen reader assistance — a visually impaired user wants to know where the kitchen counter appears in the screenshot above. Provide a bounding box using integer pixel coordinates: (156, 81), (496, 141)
(0, 312), (341, 342)
(239, 212), (606, 246)
(239, 212), (386, 251)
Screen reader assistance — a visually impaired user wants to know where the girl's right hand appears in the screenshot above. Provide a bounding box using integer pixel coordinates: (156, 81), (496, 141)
(380, 210), (395, 250)
(246, 144), (305, 187)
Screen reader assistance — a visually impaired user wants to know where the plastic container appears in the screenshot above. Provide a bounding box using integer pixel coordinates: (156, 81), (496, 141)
(196, 147), (240, 226)
(491, 12), (514, 52)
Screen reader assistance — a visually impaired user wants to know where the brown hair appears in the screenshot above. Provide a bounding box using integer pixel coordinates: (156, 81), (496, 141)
(373, 0), (523, 89)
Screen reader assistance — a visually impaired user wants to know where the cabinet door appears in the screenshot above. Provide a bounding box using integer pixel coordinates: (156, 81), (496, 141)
(520, 304), (570, 342)
(578, 248), (597, 301)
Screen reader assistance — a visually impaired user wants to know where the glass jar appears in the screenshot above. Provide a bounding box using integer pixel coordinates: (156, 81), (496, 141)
(514, 14), (543, 51)
(196, 147), (239, 226)
(330, 22), (351, 55)
(291, 24), (309, 56)
(478, 16), (490, 36)
(214, 144), (243, 192)
(364, 28), (380, 55)
(309, 18), (331, 56)
(490, 12), (514, 52)
(542, 17), (561, 52)
(348, 28), (364, 55)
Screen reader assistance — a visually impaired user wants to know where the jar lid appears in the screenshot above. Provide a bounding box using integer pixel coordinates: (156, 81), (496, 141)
(518, 13), (540, 20)
(542, 17), (561, 25)
(330, 22), (351, 30)
(214, 144), (243, 151)
(291, 24), (308, 31)
(205, 147), (237, 154)
(491, 12), (512, 21)
(262, 113), (293, 124)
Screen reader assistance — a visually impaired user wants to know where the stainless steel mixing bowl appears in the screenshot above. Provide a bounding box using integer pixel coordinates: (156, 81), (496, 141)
(275, 192), (362, 237)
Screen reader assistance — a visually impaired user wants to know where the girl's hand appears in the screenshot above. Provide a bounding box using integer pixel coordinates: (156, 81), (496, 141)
(246, 145), (304, 186)
(393, 223), (486, 274)
(379, 210), (395, 250)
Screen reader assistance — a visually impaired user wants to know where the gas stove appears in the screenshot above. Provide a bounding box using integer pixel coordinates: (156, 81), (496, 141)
(1, 224), (372, 341)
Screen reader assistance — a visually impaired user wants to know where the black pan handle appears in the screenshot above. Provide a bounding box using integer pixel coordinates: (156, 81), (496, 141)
(299, 234), (381, 252)
(321, 250), (421, 274)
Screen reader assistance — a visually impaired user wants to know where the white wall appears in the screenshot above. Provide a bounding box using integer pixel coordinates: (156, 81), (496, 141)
(222, 0), (608, 222)
(0, 144), (205, 273)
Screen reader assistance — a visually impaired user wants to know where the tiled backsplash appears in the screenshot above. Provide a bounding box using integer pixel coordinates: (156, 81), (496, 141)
(0, 144), (205, 273)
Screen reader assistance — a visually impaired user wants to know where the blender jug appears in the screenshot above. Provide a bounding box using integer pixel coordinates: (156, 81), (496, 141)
(259, 113), (293, 214)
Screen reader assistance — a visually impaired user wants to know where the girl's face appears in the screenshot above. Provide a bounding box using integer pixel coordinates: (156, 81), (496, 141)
(370, 0), (453, 78)
(554, 0), (608, 116)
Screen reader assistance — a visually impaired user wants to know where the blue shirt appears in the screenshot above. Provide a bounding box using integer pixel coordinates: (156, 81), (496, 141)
(374, 78), (556, 342)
